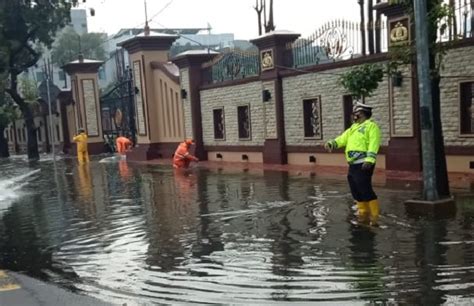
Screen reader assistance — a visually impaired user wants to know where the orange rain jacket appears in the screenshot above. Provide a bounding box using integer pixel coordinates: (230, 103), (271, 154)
(116, 136), (132, 154)
(173, 141), (198, 169)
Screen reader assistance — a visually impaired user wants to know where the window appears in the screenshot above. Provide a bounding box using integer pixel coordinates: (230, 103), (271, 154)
(58, 70), (66, 81)
(37, 126), (42, 142)
(213, 108), (225, 140)
(35, 72), (44, 82)
(303, 97), (322, 139)
(98, 67), (106, 80)
(343, 95), (354, 129)
(56, 125), (60, 142)
(460, 82), (474, 135)
(237, 105), (251, 139)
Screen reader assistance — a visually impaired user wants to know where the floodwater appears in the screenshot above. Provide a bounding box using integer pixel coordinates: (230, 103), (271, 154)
(0, 156), (474, 305)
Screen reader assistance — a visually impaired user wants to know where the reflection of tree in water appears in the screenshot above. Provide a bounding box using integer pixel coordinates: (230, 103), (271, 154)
(0, 194), (80, 289)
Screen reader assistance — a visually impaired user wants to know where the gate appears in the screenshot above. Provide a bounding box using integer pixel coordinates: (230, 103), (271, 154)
(100, 67), (137, 153)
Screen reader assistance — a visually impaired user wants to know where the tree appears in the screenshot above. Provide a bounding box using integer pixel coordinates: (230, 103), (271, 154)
(339, 64), (385, 103)
(1, 0), (82, 160)
(51, 27), (106, 67)
(254, 0), (275, 35)
(0, 80), (18, 158)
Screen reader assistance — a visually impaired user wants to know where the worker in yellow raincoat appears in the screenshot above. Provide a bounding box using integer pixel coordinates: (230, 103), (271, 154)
(73, 128), (89, 163)
(324, 102), (381, 225)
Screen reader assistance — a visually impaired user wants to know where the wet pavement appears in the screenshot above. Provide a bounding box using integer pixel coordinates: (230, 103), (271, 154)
(0, 155), (474, 305)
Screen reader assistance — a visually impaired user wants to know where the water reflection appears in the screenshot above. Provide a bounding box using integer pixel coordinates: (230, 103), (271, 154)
(0, 159), (473, 304)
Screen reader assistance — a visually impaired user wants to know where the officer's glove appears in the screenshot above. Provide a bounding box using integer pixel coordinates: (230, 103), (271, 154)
(324, 140), (335, 152)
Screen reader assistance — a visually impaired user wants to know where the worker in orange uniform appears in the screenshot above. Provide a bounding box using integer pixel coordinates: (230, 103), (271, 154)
(173, 139), (199, 169)
(73, 128), (89, 164)
(116, 134), (133, 156)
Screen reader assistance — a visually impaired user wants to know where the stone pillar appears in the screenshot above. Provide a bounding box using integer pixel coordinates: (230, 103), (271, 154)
(63, 57), (105, 155)
(375, 3), (422, 173)
(250, 31), (300, 164)
(172, 51), (219, 161)
(119, 32), (179, 160)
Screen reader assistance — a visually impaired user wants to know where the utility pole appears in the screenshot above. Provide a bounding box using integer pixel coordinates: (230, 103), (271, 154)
(414, 0), (439, 201)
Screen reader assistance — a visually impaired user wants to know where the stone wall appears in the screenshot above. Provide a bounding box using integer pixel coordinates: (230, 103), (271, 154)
(440, 45), (474, 147)
(282, 65), (391, 147)
(389, 65), (414, 137)
(200, 81), (265, 146)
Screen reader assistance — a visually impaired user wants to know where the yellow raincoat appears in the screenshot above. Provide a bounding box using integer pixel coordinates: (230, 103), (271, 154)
(73, 132), (89, 163)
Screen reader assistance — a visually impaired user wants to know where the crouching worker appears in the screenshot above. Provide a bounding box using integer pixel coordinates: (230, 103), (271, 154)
(73, 128), (89, 164)
(173, 139), (199, 169)
(324, 102), (381, 225)
(116, 134), (133, 156)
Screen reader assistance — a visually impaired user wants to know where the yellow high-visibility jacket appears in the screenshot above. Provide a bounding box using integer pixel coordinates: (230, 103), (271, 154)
(330, 119), (381, 164)
(73, 133), (88, 153)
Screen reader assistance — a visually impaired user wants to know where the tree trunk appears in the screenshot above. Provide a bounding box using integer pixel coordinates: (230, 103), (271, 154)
(359, 0), (367, 55)
(427, 0), (450, 197)
(7, 74), (40, 160)
(471, 0), (474, 36)
(375, 0), (381, 53)
(23, 107), (40, 160)
(0, 126), (9, 158)
(430, 75), (450, 197)
(368, 0), (374, 54)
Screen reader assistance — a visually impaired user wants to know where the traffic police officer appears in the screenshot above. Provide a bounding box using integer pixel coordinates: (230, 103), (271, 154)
(324, 102), (381, 225)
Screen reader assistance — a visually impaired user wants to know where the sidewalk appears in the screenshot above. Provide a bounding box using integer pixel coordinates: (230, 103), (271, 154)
(0, 270), (113, 306)
(132, 158), (474, 190)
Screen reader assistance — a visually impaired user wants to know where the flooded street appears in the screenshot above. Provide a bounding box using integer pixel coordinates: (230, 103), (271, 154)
(0, 156), (474, 305)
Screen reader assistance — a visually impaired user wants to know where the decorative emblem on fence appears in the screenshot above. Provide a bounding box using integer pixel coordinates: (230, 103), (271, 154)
(389, 17), (410, 46)
(261, 49), (274, 71)
(321, 26), (352, 60)
(286, 19), (366, 68)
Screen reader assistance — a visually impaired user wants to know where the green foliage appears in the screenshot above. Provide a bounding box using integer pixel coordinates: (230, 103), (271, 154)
(0, 80), (18, 128)
(51, 27), (107, 66)
(339, 64), (385, 101)
(19, 78), (39, 102)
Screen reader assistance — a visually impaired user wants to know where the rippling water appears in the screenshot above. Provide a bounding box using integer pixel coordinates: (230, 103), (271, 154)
(0, 157), (474, 305)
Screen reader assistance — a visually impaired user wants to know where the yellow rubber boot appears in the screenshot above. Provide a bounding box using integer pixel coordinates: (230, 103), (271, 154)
(368, 199), (380, 226)
(356, 201), (369, 215)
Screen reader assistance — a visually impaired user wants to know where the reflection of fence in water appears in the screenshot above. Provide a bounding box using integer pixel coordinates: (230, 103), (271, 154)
(201, 48), (260, 84)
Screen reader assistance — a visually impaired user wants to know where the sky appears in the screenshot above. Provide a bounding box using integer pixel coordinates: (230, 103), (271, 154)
(83, 0), (362, 40)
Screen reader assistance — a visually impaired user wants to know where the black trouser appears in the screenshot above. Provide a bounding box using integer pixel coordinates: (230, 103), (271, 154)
(347, 163), (377, 202)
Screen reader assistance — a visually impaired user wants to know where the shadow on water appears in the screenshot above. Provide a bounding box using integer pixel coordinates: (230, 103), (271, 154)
(0, 158), (474, 304)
